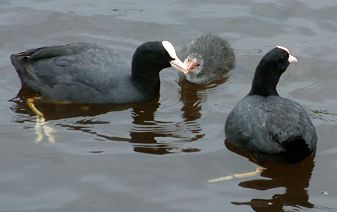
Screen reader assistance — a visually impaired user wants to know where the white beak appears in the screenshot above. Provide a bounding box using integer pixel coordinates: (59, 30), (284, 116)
(276, 45), (298, 63)
(170, 59), (188, 74)
(288, 54), (298, 63)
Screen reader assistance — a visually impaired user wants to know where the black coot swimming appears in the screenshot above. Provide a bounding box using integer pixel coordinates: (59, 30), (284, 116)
(225, 46), (317, 163)
(179, 34), (235, 84)
(10, 41), (188, 104)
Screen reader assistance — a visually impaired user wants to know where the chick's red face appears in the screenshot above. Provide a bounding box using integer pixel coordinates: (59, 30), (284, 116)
(184, 56), (201, 71)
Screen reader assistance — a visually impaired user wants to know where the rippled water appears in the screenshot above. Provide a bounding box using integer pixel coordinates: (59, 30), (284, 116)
(1, 0), (337, 211)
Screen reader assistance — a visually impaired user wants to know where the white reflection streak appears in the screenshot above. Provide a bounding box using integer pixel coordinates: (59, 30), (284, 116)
(34, 116), (55, 144)
(27, 98), (56, 143)
(207, 167), (265, 183)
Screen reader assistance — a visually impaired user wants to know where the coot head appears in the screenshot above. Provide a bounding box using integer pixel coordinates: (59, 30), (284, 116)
(132, 41), (188, 74)
(257, 46), (297, 75)
(249, 46), (297, 96)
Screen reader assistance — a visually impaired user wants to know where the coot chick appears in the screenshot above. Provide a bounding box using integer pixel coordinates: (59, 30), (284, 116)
(11, 41), (188, 104)
(225, 46), (317, 163)
(179, 34), (235, 84)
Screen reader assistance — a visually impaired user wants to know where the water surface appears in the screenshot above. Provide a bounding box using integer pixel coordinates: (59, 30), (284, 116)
(1, 0), (337, 211)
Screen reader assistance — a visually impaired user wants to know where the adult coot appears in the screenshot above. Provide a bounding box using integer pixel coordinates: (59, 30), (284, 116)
(11, 41), (188, 104)
(225, 46), (317, 163)
(179, 34), (235, 84)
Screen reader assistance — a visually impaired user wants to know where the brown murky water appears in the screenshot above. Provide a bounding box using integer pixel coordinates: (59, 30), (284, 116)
(1, 0), (337, 211)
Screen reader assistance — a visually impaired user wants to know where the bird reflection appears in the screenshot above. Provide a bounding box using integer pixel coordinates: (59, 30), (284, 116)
(11, 86), (205, 154)
(225, 141), (315, 211)
(179, 80), (203, 122)
(130, 95), (201, 155)
(11, 87), (132, 120)
(129, 99), (178, 154)
(11, 76), (229, 154)
(128, 77), (230, 154)
(11, 87), (133, 143)
(179, 78), (227, 122)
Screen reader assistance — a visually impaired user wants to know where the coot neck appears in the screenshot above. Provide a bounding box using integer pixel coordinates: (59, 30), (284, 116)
(248, 63), (282, 97)
(131, 61), (161, 97)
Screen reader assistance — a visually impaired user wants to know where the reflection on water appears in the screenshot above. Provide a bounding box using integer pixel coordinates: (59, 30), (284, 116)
(11, 88), (129, 120)
(33, 116), (55, 144)
(226, 141), (316, 211)
(11, 81), (229, 154)
(179, 77), (228, 121)
(232, 159), (315, 211)
(129, 98), (183, 154)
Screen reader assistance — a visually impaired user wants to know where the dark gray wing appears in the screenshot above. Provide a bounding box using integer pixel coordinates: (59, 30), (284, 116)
(225, 95), (317, 154)
(11, 42), (129, 103)
(262, 96), (317, 152)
